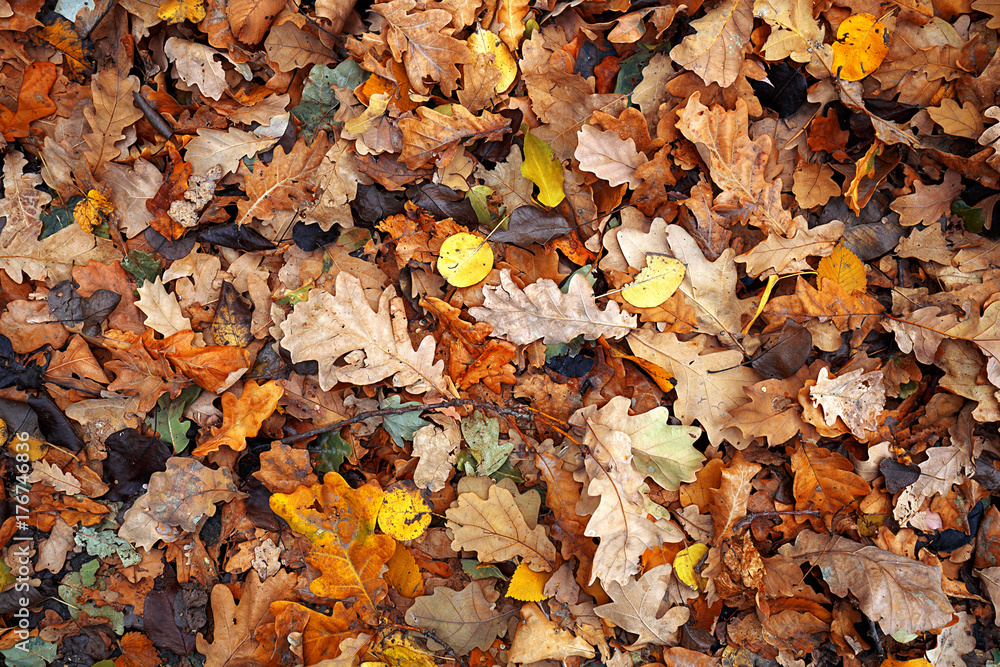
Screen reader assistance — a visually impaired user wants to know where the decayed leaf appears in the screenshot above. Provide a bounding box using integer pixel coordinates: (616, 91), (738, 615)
(754, 0), (831, 66)
(594, 564), (691, 649)
(192, 380), (283, 456)
(831, 13), (890, 82)
(163, 38), (228, 100)
(782, 531), (954, 635)
(280, 272), (447, 395)
(883, 307), (958, 364)
(446, 484), (557, 571)
(0, 151), (51, 283)
(628, 331), (761, 447)
(809, 367), (886, 439)
(411, 420), (461, 492)
(269, 473), (395, 622)
(893, 441), (972, 525)
(669, 0), (752, 87)
(184, 128), (278, 176)
(508, 603), (595, 663)
(980, 568), (1000, 625)
(926, 611), (976, 667)
(405, 583), (506, 656)
(574, 125), (648, 188)
(470, 269), (636, 345)
(119, 457), (245, 550)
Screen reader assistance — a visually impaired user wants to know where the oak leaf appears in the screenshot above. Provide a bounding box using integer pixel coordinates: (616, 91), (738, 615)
(893, 442), (972, 526)
(763, 276), (884, 332)
(269, 473), (395, 622)
(753, 0), (831, 66)
(677, 93), (794, 236)
(405, 583), (507, 655)
(883, 306), (957, 364)
(474, 145), (535, 216)
(226, 0), (284, 44)
(264, 21), (336, 72)
(446, 484), (557, 572)
(736, 218), (843, 278)
(791, 441), (871, 525)
(119, 457), (245, 550)
(83, 70), (143, 172)
(809, 367), (886, 439)
(192, 380), (283, 456)
(0, 62), (57, 140)
(236, 131), (330, 229)
(508, 603), (595, 663)
(371, 0), (472, 96)
(669, 0), (752, 87)
(593, 564), (691, 649)
(782, 531), (954, 635)
(399, 105), (510, 170)
(411, 420), (461, 492)
(104, 330), (189, 415)
(184, 128), (278, 177)
(268, 601), (360, 665)
(494, 0), (530, 50)
(135, 276), (192, 336)
(928, 98), (984, 139)
(280, 273), (447, 394)
(574, 125), (648, 188)
(628, 331), (761, 448)
(164, 38), (228, 100)
(890, 170), (964, 226)
(724, 369), (817, 447)
(469, 269), (636, 345)
(709, 451), (761, 543)
(0, 151), (51, 283)
(792, 163), (841, 209)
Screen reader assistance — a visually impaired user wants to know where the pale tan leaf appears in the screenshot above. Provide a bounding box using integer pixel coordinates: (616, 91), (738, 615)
(574, 125), (648, 188)
(101, 158), (163, 238)
(928, 98), (985, 139)
(446, 484), (558, 571)
(980, 568), (1000, 625)
(792, 162), (840, 208)
(135, 276), (193, 337)
(809, 367), (886, 439)
(594, 565), (691, 649)
(893, 441), (972, 525)
(508, 603), (595, 662)
(669, 0), (752, 87)
(163, 37), (228, 100)
(469, 269), (637, 345)
(264, 21), (336, 72)
(0, 151), (51, 283)
(753, 0), (832, 67)
(782, 531), (954, 635)
(405, 583), (506, 655)
(474, 144), (535, 214)
(926, 611), (976, 667)
(889, 169), (964, 226)
(184, 128), (278, 177)
(736, 217), (844, 277)
(279, 272), (447, 395)
(411, 421), (461, 492)
(83, 70), (143, 171)
(882, 306), (958, 365)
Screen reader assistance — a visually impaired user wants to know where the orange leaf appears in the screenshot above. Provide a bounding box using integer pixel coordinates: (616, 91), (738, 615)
(270, 601), (361, 664)
(385, 543), (424, 598)
(115, 632), (159, 667)
(192, 380), (283, 456)
(146, 329), (251, 393)
(0, 62), (57, 140)
(269, 473), (396, 622)
(146, 144), (193, 240)
(791, 441), (871, 527)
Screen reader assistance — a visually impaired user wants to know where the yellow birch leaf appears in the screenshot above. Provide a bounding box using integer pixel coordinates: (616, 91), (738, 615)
(157, 0), (206, 24)
(506, 562), (551, 601)
(385, 543), (424, 598)
(438, 232), (494, 287)
(673, 543), (709, 590)
(817, 244), (866, 294)
(378, 481), (432, 541)
(622, 255), (686, 308)
(831, 14), (890, 81)
(521, 128), (565, 207)
(73, 190), (113, 233)
(467, 29), (517, 93)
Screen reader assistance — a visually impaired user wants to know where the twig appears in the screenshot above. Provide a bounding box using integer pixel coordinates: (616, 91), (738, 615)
(278, 398), (535, 445)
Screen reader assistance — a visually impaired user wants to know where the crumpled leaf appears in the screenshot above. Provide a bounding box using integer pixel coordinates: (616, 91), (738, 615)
(192, 380), (283, 456)
(809, 367), (886, 439)
(469, 269), (636, 345)
(280, 272), (447, 394)
(508, 602), (595, 663)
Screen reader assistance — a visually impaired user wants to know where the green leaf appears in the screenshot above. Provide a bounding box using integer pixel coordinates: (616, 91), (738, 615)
(461, 559), (507, 580)
(39, 196), (82, 239)
(121, 250), (162, 288)
(1, 637), (58, 667)
(315, 431), (352, 475)
(380, 395), (429, 446)
(521, 127), (565, 207)
(148, 385), (200, 453)
(74, 525), (142, 566)
(616, 47), (656, 95)
(468, 185), (494, 225)
(292, 61), (367, 142)
(461, 410), (509, 476)
(629, 417), (705, 491)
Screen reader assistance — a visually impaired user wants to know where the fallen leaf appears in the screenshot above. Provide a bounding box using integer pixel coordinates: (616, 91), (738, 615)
(508, 602), (595, 663)
(594, 564), (691, 649)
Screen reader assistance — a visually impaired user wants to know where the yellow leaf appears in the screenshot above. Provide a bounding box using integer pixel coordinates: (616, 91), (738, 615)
(817, 244), (866, 294)
(73, 190), (113, 233)
(157, 0), (206, 23)
(880, 658), (932, 667)
(269, 473), (395, 623)
(6, 433), (47, 461)
(622, 255), (686, 308)
(831, 14), (890, 81)
(437, 232), (494, 287)
(372, 629), (437, 667)
(378, 481), (432, 541)
(521, 128), (565, 207)
(673, 543), (709, 590)
(345, 93), (390, 136)
(467, 29), (517, 93)
(385, 543), (424, 598)
(506, 562), (551, 601)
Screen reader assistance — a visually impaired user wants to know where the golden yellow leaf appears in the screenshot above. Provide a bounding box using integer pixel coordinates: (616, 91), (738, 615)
(673, 543), (709, 590)
(378, 481), (432, 541)
(817, 244), (866, 295)
(157, 0), (206, 24)
(269, 473), (395, 623)
(73, 190), (113, 233)
(467, 29), (517, 93)
(622, 255), (686, 308)
(880, 658), (932, 667)
(385, 543), (424, 598)
(831, 14), (890, 81)
(506, 562), (551, 602)
(521, 128), (565, 207)
(438, 232), (494, 287)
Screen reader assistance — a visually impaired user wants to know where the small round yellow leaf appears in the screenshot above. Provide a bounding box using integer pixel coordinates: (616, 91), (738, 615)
(506, 562), (551, 602)
(673, 543), (709, 590)
(467, 29), (517, 93)
(622, 255), (686, 308)
(437, 232), (494, 287)
(378, 482), (432, 541)
(831, 14), (890, 82)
